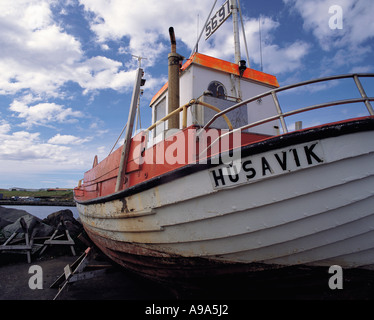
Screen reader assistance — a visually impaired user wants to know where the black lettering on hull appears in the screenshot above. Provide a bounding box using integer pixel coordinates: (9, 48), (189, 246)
(261, 157), (273, 176)
(243, 159), (256, 179)
(210, 140), (325, 189)
(291, 148), (301, 167)
(304, 143), (323, 164)
(274, 151), (287, 170)
(227, 165), (239, 183)
(212, 168), (226, 187)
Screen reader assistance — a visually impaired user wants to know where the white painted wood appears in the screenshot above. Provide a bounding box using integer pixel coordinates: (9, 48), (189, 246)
(78, 130), (374, 269)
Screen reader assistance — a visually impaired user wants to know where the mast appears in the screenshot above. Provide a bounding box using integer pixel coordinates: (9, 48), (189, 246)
(132, 55), (147, 131)
(230, 0), (241, 64)
(115, 68), (144, 192)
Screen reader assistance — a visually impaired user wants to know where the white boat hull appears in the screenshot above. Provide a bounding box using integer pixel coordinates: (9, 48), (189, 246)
(77, 126), (374, 280)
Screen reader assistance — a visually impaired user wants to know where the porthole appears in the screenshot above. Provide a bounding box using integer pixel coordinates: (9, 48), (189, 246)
(207, 81), (227, 99)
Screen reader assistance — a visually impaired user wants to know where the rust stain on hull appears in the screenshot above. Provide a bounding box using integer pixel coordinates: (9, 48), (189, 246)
(84, 227), (278, 285)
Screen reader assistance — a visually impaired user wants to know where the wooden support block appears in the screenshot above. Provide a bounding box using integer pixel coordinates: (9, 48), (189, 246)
(50, 250), (88, 289)
(39, 220), (76, 257)
(1, 220), (33, 263)
(51, 246), (112, 300)
(64, 264), (73, 279)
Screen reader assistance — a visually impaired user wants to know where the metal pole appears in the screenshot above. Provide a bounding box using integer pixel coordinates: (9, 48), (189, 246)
(271, 91), (288, 133)
(237, 0), (250, 68)
(132, 55), (147, 132)
(135, 94), (140, 132)
(353, 75), (374, 115)
(230, 0), (241, 64)
(115, 68), (144, 192)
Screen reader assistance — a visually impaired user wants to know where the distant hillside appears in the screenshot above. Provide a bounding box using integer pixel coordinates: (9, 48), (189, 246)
(0, 189), (73, 200)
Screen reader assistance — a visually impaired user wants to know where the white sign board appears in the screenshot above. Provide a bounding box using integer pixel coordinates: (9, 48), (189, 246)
(209, 141), (325, 189)
(205, 0), (232, 40)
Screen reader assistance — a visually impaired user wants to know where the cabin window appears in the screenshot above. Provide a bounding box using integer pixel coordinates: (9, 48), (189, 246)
(207, 81), (227, 99)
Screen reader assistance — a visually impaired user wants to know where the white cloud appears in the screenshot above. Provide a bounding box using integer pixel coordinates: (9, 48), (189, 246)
(0, 0), (82, 96)
(0, 121), (92, 186)
(237, 17), (310, 74)
(262, 41), (310, 74)
(0, 0), (315, 101)
(0, 0), (53, 31)
(78, 0), (214, 64)
(284, 0), (374, 50)
(284, 0), (374, 75)
(0, 129), (69, 162)
(0, 0), (139, 98)
(48, 133), (92, 145)
(75, 57), (139, 94)
(79, 0), (311, 75)
(9, 100), (84, 128)
(0, 120), (11, 135)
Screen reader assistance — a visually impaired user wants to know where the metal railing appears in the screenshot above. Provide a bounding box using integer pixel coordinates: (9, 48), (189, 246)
(202, 73), (374, 134)
(195, 73), (374, 156)
(146, 99), (233, 132)
(144, 73), (373, 158)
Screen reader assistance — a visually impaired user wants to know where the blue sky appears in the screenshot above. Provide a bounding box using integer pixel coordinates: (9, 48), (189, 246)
(0, 0), (373, 189)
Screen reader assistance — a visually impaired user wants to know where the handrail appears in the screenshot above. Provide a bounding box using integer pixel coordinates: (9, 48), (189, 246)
(202, 73), (374, 132)
(195, 101), (233, 130)
(198, 97), (374, 159)
(197, 73), (374, 157)
(146, 100), (195, 132)
(146, 99), (233, 132)
(145, 73), (373, 158)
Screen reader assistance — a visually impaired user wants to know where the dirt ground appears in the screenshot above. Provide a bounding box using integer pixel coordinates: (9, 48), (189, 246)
(0, 254), (77, 300)
(0, 251), (175, 300)
(1, 249), (374, 301)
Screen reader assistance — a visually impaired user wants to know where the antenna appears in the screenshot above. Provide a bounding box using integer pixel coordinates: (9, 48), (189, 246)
(132, 55), (147, 131)
(259, 17), (263, 72)
(132, 54), (147, 68)
(196, 13), (199, 53)
(190, 0), (217, 58)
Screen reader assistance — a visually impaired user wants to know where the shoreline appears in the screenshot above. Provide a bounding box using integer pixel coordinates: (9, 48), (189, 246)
(0, 200), (76, 207)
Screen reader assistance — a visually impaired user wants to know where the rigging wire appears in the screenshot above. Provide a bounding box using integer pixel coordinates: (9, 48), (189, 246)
(259, 16), (263, 72)
(109, 55), (146, 156)
(108, 123), (127, 156)
(190, 0), (217, 58)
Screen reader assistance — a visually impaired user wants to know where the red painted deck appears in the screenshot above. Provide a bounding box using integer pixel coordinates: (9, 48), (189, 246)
(74, 126), (271, 202)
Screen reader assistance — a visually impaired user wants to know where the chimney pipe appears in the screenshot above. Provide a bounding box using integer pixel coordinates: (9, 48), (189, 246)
(168, 27), (183, 129)
(169, 26), (176, 53)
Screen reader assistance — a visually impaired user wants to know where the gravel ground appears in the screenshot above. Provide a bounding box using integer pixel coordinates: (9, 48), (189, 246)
(1, 251), (373, 301)
(0, 252), (174, 300)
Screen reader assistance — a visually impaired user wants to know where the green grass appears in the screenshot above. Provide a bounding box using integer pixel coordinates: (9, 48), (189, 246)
(0, 189), (74, 200)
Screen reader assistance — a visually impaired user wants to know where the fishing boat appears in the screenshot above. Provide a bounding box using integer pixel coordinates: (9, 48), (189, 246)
(74, 1), (374, 284)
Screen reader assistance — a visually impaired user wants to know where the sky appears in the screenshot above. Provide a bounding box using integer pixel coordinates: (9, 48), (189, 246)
(0, 0), (373, 189)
